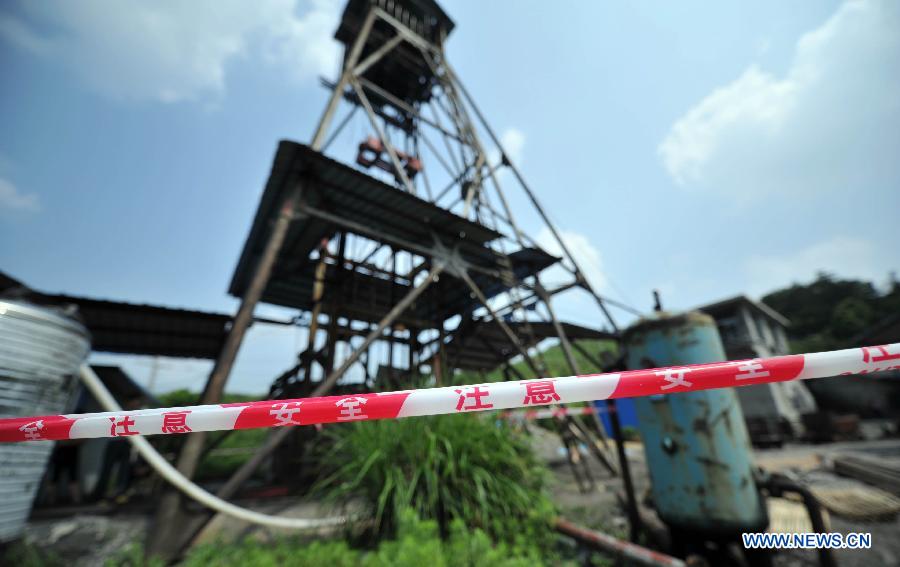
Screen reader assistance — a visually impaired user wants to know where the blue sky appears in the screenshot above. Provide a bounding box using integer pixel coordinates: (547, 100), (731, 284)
(1, 0), (897, 394)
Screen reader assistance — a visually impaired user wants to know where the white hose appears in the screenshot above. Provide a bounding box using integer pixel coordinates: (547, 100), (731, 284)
(79, 364), (345, 530)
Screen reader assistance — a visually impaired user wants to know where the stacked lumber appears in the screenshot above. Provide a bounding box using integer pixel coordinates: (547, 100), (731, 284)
(810, 485), (900, 522)
(832, 452), (900, 496)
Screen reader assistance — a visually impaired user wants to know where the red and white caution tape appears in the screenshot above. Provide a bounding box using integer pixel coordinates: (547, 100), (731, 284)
(2, 344), (898, 443)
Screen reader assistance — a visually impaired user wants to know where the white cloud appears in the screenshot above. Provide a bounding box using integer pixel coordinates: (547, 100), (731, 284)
(488, 127), (525, 167)
(743, 236), (892, 296)
(536, 227), (607, 292)
(0, 0), (341, 103)
(0, 178), (40, 212)
(500, 128), (525, 165)
(659, 0), (900, 198)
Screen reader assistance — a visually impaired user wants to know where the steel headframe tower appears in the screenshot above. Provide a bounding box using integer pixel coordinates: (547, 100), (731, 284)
(149, 0), (639, 557)
(307, 0), (622, 366)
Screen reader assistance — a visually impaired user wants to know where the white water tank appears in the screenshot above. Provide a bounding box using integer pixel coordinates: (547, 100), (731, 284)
(0, 300), (90, 542)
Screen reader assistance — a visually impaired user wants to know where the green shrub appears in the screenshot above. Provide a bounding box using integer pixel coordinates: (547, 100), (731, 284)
(104, 542), (164, 567)
(180, 510), (547, 567)
(181, 539), (360, 567)
(620, 426), (640, 442)
(157, 389), (263, 407)
(367, 509), (540, 567)
(194, 427), (269, 480)
(1, 540), (63, 567)
(315, 414), (556, 552)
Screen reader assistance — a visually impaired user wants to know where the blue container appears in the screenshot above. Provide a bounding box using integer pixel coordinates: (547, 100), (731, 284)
(593, 398), (638, 434)
(624, 311), (767, 535)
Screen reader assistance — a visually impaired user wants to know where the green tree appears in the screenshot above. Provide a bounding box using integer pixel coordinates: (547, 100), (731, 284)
(830, 297), (874, 340)
(762, 272), (896, 351)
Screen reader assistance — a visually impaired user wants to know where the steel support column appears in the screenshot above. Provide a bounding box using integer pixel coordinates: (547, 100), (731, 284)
(446, 63), (620, 333)
(310, 9), (377, 149)
(458, 270), (542, 376)
(147, 181), (304, 557)
(179, 263), (445, 548)
(535, 284), (617, 460)
(148, 10), (379, 560)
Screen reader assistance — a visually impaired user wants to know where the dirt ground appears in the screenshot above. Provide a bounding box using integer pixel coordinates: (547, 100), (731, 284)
(16, 512), (149, 566)
(534, 424), (900, 567)
(760, 440), (900, 567)
(12, 427), (900, 566)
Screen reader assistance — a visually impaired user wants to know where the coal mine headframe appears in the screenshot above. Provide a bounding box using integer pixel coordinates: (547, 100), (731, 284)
(149, 0), (640, 555)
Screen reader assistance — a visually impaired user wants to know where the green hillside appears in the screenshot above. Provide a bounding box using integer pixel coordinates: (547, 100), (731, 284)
(455, 338), (618, 385)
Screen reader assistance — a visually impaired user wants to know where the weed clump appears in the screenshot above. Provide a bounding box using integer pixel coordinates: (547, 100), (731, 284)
(315, 413), (556, 554)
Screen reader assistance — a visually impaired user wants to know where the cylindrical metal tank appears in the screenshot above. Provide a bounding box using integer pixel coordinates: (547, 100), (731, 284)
(0, 301), (90, 542)
(624, 311), (767, 536)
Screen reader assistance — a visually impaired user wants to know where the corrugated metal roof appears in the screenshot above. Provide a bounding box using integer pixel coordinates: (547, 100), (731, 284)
(238, 243), (558, 326)
(45, 295), (231, 359)
(262, 259), (435, 328)
(0, 272), (231, 360)
(228, 142), (552, 324)
(336, 0), (455, 46)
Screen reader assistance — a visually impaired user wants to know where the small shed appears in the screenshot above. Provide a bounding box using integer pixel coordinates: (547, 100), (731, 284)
(698, 295), (817, 445)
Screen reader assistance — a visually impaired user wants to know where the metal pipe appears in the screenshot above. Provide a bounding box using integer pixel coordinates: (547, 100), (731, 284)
(146, 180), (304, 556)
(605, 398), (642, 542)
(555, 518), (687, 567)
(763, 473), (837, 567)
(79, 365), (344, 531)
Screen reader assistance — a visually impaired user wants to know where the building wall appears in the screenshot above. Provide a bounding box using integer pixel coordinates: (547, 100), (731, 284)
(712, 301), (816, 438)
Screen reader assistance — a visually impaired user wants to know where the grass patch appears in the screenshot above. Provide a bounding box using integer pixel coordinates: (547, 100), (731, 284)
(315, 413), (556, 554)
(181, 510), (553, 567)
(157, 389), (264, 407)
(1, 540), (63, 567)
(195, 428), (269, 481)
(155, 390), (269, 481)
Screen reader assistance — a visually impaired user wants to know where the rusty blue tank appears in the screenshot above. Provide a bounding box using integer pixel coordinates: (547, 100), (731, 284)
(624, 310), (767, 535)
